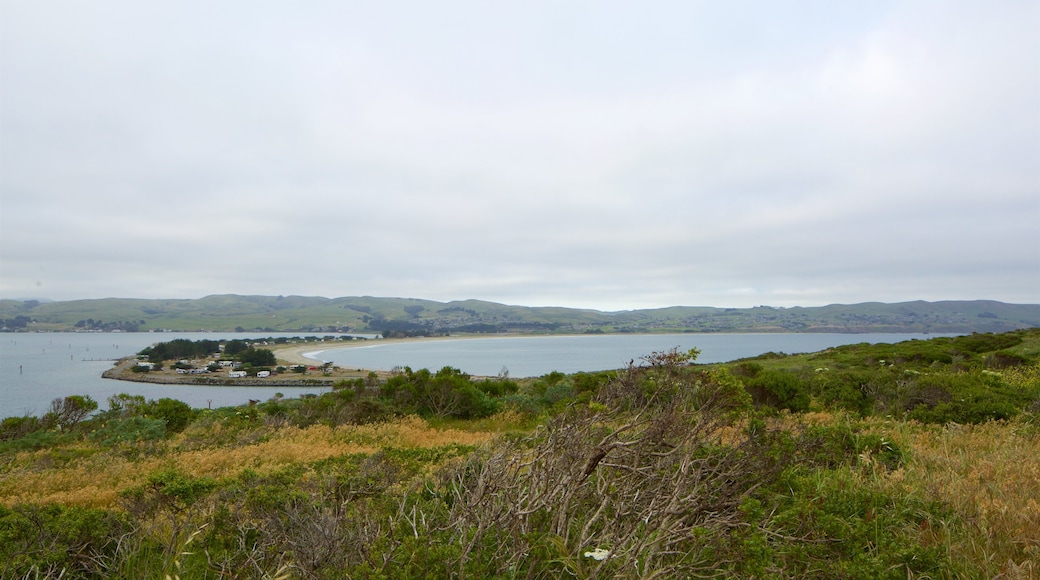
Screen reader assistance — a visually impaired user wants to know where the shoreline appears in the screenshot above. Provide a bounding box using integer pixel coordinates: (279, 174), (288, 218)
(270, 334), (501, 366)
(100, 334), (529, 388)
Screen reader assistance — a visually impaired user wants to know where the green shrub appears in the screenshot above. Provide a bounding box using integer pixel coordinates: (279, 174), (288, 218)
(572, 370), (613, 394)
(89, 416), (167, 446)
(811, 369), (876, 415)
(0, 504), (130, 579)
(144, 398), (194, 433)
(953, 332), (1023, 354)
(377, 366), (502, 419)
(121, 469), (219, 516)
(796, 423), (906, 471)
(732, 361), (764, 378)
(0, 429), (77, 454)
(237, 346), (276, 367)
(985, 351), (1030, 369)
(746, 370), (810, 412)
(756, 467), (954, 578)
(904, 372), (1026, 424)
(45, 395), (98, 431)
(475, 377), (519, 397)
(0, 415), (44, 441)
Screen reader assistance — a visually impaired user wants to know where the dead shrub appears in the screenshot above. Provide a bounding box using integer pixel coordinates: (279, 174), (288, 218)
(440, 350), (789, 578)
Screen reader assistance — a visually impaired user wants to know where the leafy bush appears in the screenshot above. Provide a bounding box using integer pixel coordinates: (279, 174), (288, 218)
(0, 504), (130, 579)
(238, 346), (276, 367)
(732, 361), (764, 378)
(572, 370), (613, 394)
(904, 372), (1025, 424)
(139, 337), (221, 362)
(810, 369), (877, 415)
(379, 366), (500, 419)
(89, 416), (167, 446)
(746, 370), (810, 412)
(985, 351), (1030, 368)
(795, 422), (906, 470)
(952, 332), (1023, 354)
(45, 395), (98, 431)
(474, 377), (518, 397)
(0, 415), (44, 441)
(121, 469), (219, 516)
(753, 467), (954, 578)
(145, 397), (194, 433)
(0, 429), (77, 454)
(294, 391), (395, 426)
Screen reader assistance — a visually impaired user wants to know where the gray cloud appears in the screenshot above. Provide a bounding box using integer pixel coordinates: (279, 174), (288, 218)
(2, 0), (1037, 310)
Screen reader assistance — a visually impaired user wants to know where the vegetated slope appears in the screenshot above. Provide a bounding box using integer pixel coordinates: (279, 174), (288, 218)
(1, 330), (1038, 577)
(713, 327), (1040, 422)
(1, 295), (1038, 334)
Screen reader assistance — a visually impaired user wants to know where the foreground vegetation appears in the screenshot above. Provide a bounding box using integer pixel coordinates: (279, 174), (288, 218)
(1, 330), (1039, 578)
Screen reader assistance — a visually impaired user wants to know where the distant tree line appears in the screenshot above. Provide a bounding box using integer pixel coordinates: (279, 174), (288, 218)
(140, 339), (222, 363)
(74, 319), (144, 332)
(137, 338), (282, 369)
(367, 318), (439, 338)
(237, 347), (276, 367)
(0, 316), (32, 330)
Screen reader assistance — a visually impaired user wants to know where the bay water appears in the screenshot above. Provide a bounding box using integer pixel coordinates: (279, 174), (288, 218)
(2, 332), (947, 418)
(307, 333), (948, 377)
(0, 332), (339, 418)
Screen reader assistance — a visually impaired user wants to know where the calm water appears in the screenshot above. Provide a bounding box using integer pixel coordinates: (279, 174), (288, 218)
(309, 332), (948, 377)
(2, 332), (949, 418)
(0, 332), (342, 418)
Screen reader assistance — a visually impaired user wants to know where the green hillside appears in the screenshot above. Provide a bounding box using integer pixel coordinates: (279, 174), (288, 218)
(1, 295), (1037, 334)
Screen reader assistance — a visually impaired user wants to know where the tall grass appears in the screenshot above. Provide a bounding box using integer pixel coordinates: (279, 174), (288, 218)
(1, 415), (497, 509)
(865, 415), (1040, 578)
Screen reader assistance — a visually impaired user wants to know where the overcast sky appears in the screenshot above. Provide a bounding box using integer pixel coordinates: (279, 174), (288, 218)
(1, 1), (1037, 311)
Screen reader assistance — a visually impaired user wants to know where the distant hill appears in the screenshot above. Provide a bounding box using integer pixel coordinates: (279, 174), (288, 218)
(1, 295), (1037, 334)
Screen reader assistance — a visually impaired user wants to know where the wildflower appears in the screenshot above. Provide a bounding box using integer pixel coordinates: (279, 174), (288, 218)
(583, 548), (610, 561)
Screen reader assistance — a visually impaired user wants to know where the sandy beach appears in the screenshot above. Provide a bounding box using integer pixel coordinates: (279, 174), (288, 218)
(270, 341), (369, 366)
(269, 335), (479, 367)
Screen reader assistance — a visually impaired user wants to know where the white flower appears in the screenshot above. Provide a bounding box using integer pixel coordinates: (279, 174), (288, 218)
(583, 548), (611, 561)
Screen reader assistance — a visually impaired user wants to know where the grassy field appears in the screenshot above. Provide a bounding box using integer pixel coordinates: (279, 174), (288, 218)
(1, 330), (1038, 578)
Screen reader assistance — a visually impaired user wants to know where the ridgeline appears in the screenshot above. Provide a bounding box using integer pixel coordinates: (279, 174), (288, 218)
(1, 295), (1038, 334)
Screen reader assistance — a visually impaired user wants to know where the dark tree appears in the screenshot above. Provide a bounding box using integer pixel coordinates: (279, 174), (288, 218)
(238, 347), (276, 367)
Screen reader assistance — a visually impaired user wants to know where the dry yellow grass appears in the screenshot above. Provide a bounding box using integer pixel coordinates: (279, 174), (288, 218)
(761, 411), (1035, 577)
(757, 410), (1039, 577)
(5, 405), (1037, 577)
(858, 416), (1040, 578)
(0, 416), (497, 509)
(906, 422), (1038, 575)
